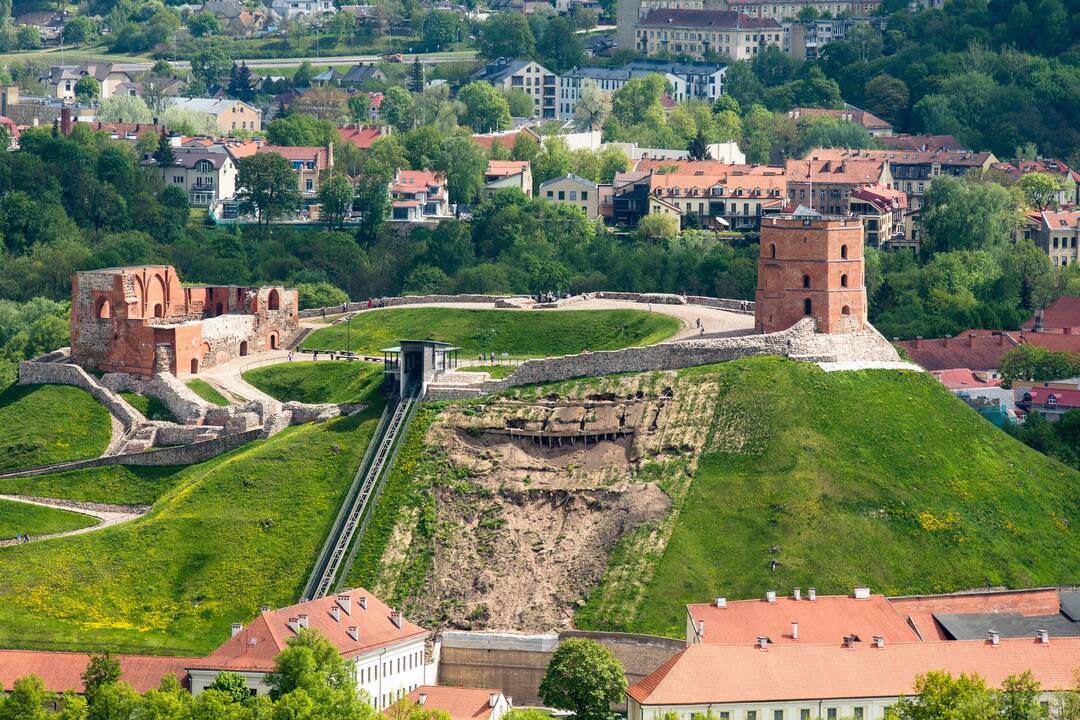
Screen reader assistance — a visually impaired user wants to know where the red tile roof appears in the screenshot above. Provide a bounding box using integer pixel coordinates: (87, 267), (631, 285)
(470, 128), (539, 152)
(637, 8), (780, 28)
(789, 107), (892, 131)
(993, 159), (1080, 184)
(627, 638), (1080, 706)
(405, 686), (500, 720)
(338, 125), (383, 149)
(189, 588), (428, 673)
(258, 145), (330, 169)
(1016, 386), (1080, 409)
(485, 160), (530, 178)
(879, 135), (965, 152)
(0, 651), (195, 694)
(1017, 332), (1080, 354)
(896, 333), (1017, 372)
(931, 368), (1002, 390)
(888, 589), (1063, 642)
(688, 593), (919, 646)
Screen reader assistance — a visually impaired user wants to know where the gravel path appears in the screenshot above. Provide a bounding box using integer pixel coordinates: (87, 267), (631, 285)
(0, 494), (149, 546)
(817, 361), (924, 373)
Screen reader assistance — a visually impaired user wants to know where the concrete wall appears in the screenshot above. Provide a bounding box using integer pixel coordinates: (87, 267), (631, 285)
(437, 631), (684, 707)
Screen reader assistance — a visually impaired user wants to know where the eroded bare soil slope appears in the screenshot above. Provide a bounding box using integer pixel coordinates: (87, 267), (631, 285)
(358, 371), (724, 632)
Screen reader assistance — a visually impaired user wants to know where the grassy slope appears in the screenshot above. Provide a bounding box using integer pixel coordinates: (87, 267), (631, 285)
(244, 361), (384, 404)
(577, 358), (1080, 637)
(0, 385), (112, 472)
(0, 500), (97, 540)
(185, 379), (230, 406)
(0, 370), (387, 654)
(0, 466), (184, 506)
(300, 308), (681, 357)
(119, 392), (177, 423)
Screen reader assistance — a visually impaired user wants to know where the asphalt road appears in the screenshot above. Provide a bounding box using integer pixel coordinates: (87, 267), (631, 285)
(111, 51), (476, 72)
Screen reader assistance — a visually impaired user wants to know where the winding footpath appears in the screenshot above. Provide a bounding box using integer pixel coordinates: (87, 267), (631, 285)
(0, 494), (149, 546)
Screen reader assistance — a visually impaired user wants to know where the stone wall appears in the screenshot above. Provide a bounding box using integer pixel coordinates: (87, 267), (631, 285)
(684, 295), (755, 314)
(298, 295), (531, 319)
(18, 360), (141, 431)
(102, 371), (210, 424)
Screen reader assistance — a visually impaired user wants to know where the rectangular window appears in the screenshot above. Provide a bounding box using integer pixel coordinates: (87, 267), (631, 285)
(581, 191), (588, 200)
(547, 191), (554, 198)
(826, 710), (837, 720)
(306, 179), (313, 191)
(773, 712), (783, 720)
(853, 709), (863, 719)
(800, 711), (810, 720)
(746, 712), (757, 720)
(570, 191), (577, 200)
(558, 191), (565, 200)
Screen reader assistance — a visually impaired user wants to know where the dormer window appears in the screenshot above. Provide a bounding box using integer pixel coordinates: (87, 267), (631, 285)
(1048, 394), (1058, 406)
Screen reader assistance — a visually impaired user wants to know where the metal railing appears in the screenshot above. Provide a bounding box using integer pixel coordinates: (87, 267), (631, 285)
(302, 384), (420, 600)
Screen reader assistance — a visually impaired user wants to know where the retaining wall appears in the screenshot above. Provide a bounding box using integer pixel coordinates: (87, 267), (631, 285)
(298, 295), (531, 318)
(102, 372), (210, 424)
(18, 360), (142, 431)
(437, 630), (684, 707)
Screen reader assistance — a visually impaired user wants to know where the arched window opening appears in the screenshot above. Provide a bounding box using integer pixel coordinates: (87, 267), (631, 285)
(95, 298), (111, 319)
(802, 274), (811, 289)
(770, 243), (776, 259)
(804, 298), (812, 316)
(270, 333), (278, 350)
(216, 302), (224, 316)
(842, 305), (851, 316)
(268, 289), (281, 311)
(190, 358), (199, 374)
(153, 303), (163, 318)
(841, 273), (848, 288)
(840, 244), (848, 259)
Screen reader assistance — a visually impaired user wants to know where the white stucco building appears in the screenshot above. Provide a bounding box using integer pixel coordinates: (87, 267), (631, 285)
(188, 588), (429, 707)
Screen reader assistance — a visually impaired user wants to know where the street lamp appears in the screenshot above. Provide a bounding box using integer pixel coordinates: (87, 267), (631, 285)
(346, 313), (352, 358)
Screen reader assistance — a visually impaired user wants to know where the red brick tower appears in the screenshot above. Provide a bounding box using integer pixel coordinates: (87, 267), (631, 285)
(755, 209), (867, 334)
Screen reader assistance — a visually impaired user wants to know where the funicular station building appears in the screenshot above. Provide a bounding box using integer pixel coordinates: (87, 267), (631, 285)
(381, 340), (461, 396)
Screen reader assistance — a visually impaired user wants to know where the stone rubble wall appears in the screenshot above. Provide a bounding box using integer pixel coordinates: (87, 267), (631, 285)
(18, 360), (142, 431)
(298, 295), (531, 318)
(102, 372), (210, 424)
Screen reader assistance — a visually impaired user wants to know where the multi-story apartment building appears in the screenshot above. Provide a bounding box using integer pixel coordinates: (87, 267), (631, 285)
(721, 0), (878, 19)
(1036, 210), (1080, 269)
(166, 97), (263, 135)
(785, 152), (892, 216)
(540, 174), (603, 218)
(468, 60), (557, 119)
(257, 145), (332, 198)
(784, 15), (889, 59)
(557, 61), (726, 119)
(647, 163), (787, 230)
(146, 147), (238, 208)
(849, 185), (908, 250)
(635, 10), (783, 60)
(993, 158), (1080, 208)
(389, 170), (452, 221)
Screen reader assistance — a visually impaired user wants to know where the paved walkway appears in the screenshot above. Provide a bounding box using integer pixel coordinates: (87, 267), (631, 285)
(0, 494), (149, 546)
(817, 361), (923, 373)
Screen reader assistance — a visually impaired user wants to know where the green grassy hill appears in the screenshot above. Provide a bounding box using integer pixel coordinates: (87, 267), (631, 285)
(0, 384), (112, 471)
(0, 500), (97, 541)
(576, 358), (1080, 637)
(0, 366), (386, 655)
(300, 308), (681, 357)
(244, 361), (383, 404)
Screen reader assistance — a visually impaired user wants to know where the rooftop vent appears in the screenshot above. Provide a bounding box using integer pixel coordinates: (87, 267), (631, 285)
(808, 588), (816, 601)
(347, 625), (359, 641)
(791, 621), (799, 640)
(358, 596), (368, 610)
(696, 619), (705, 638)
(418, 693), (428, 706)
(331, 606), (340, 623)
(756, 636), (768, 649)
(260, 605), (271, 613)
(873, 635), (885, 649)
(793, 588), (801, 601)
(489, 693), (499, 708)
(853, 587), (871, 599)
(714, 597), (726, 608)
(287, 617), (300, 633)
(231, 623), (243, 637)
(766, 590), (777, 604)
(337, 594), (352, 616)
(1037, 630), (1049, 645)
(248, 637), (258, 647)
(297, 614), (309, 629)
(989, 630), (1000, 647)
(390, 609), (402, 628)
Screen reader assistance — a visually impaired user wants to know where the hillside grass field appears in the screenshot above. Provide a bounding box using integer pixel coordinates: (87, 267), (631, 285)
(0, 465), (183, 507)
(119, 392), (177, 423)
(575, 358), (1080, 637)
(300, 308), (681, 358)
(0, 384), (112, 472)
(0, 500), (97, 541)
(244, 361), (383, 404)
(0, 365), (386, 655)
(185, 379), (230, 406)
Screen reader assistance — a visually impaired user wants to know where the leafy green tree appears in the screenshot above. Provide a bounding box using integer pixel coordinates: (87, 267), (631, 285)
(380, 86), (416, 131)
(687, 128), (711, 160)
(53, 692), (87, 720)
(96, 95), (153, 124)
(267, 114), (337, 146)
(611, 75), (665, 127)
(296, 281), (348, 310)
(82, 652), (122, 706)
(207, 671), (251, 704)
(538, 638), (627, 720)
(999, 672), (1043, 720)
(187, 11), (219, 38)
(1000, 345), (1080, 387)
(1016, 172), (1070, 210)
(477, 13), (534, 61)
(920, 175), (1020, 254)
(458, 82), (511, 133)
(863, 74), (909, 125)
(87, 681), (140, 720)
(404, 264), (449, 294)
(227, 62), (256, 103)
(634, 214), (679, 243)
(0, 674), (49, 720)
(237, 152), (303, 226)
(62, 16), (94, 46)
(537, 16), (583, 72)
(74, 76), (99, 103)
(410, 58), (425, 93)
(889, 671), (998, 720)
(741, 104), (776, 164)
(436, 136), (488, 204)
(533, 135), (572, 188)
(318, 172), (355, 229)
(16, 24), (39, 49)
(190, 40), (232, 90)
(159, 108), (218, 137)
(572, 79), (610, 130)
(504, 88), (535, 118)
(421, 9), (461, 51)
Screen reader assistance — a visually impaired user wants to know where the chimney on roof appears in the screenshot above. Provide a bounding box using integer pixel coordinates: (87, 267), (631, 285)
(337, 594), (351, 615)
(756, 636), (768, 649)
(489, 693), (499, 708)
(765, 590), (777, 603)
(260, 605), (271, 613)
(793, 587), (801, 601)
(231, 623), (243, 637)
(1037, 629), (1049, 645)
(969, 333), (976, 347)
(915, 336), (922, 349)
(808, 588), (816, 601)
(853, 587), (871, 600)
(390, 609), (402, 628)
(843, 635), (856, 648)
(943, 334), (951, 348)
(287, 617), (300, 633)
(989, 630), (1000, 646)
(418, 692), (428, 706)
(331, 606), (340, 623)
(873, 635), (885, 648)
(298, 613), (309, 629)
(359, 596), (368, 610)
(791, 621), (799, 640)
(997, 332), (1005, 346)
(696, 619), (705, 638)
(714, 597), (726, 608)
(347, 625), (359, 641)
